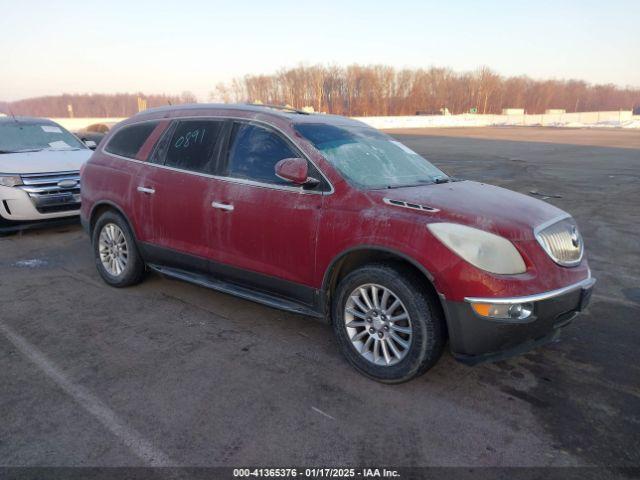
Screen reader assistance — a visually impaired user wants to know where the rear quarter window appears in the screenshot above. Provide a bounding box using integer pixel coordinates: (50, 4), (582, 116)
(105, 122), (159, 158)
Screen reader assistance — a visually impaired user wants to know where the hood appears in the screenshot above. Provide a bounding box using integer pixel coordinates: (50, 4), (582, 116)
(369, 180), (567, 241)
(0, 149), (92, 175)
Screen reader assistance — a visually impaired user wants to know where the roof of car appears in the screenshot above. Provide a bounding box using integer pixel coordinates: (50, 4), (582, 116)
(136, 103), (366, 127)
(0, 116), (59, 125)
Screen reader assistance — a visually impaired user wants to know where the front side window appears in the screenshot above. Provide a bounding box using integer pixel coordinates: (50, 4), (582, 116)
(105, 122), (159, 159)
(294, 123), (447, 189)
(226, 123), (298, 185)
(0, 122), (86, 153)
(163, 120), (223, 174)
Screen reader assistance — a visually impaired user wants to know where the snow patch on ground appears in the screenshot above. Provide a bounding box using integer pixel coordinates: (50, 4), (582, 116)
(356, 113), (640, 130)
(540, 119), (640, 129)
(621, 120), (640, 129)
(14, 259), (48, 268)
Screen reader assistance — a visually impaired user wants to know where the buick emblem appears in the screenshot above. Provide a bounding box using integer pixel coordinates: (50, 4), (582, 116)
(57, 179), (78, 189)
(570, 226), (580, 248)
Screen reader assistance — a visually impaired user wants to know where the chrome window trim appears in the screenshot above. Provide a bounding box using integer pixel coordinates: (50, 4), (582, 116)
(533, 213), (584, 267)
(101, 115), (335, 196)
(464, 275), (595, 305)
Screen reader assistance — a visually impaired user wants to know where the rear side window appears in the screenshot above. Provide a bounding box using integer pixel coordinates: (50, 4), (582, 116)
(105, 122), (159, 158)
(163, 120), (223, 174)
(225, 123), (297, 185)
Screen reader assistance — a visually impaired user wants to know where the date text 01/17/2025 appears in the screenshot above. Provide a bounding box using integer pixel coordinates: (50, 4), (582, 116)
(232, 468), (401, 478)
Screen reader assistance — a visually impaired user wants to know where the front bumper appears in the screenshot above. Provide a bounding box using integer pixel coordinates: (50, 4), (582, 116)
(443, 277), (596, 365)
(0, 184), (80, 222)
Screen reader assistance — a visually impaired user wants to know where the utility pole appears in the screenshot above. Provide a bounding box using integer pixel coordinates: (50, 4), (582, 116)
(137, 97), (147, 112)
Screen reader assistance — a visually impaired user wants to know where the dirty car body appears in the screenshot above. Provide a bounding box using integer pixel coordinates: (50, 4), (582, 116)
(80, 104), (595, 382)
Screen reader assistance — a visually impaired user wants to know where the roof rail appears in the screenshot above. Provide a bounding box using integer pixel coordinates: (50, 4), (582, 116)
(246, 103), (311, 115)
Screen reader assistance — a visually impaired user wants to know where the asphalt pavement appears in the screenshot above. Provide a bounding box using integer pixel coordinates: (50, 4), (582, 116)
(1, 127), (638, 472)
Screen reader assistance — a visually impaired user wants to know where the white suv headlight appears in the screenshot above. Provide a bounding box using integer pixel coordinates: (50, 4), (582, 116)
(0, 175), (23, 187)
(427, 222), (526, 274)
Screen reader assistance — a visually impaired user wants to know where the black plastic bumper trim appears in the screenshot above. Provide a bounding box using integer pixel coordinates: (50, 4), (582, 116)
(445, 281), (595, 364)
(0, 216), (79, 233)
(453, 326), (563, 366)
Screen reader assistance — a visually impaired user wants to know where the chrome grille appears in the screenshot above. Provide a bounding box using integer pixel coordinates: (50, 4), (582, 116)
(19, 171), (81, 214)
(535, 216), (583, 266)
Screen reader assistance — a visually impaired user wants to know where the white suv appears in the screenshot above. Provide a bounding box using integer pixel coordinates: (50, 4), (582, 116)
(0, 117), (93, 233)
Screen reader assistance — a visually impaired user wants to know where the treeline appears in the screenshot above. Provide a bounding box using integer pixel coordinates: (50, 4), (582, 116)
(1, 92), (197, 118)
(214, 65), (640, 116)
(3, 65), (638, 118)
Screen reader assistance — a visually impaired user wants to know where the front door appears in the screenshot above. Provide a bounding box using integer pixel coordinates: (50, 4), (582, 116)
(211, 121), (328, 302)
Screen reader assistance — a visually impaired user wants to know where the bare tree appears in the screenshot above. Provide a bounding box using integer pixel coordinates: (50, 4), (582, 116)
(2, 93), (194, 117)
(220, 64), (639, 116)
(4, 64), (639, 118)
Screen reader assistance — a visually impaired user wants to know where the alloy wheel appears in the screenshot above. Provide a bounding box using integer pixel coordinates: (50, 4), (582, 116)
(98, 223), (129, 276)
(344, 283), (413, 366)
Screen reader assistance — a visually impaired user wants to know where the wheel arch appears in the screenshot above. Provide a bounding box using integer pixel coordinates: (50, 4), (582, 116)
(89, 201), (137, 240)
(321, 246), (447, 330)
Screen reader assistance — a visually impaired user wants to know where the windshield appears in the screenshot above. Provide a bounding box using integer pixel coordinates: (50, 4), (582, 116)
(294, 123), (447, 189)
(0, 122), (86, 153)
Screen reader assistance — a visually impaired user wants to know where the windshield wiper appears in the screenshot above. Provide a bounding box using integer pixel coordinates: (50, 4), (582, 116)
(383, 182), (431, 189)
(0, 148), (43, 154)
(381, 177), (451, 189)
(433, 176), (451, 184)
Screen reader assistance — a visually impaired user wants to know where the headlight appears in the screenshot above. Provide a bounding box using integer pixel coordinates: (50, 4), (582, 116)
(0, 175), (23, 187)
(427, 222), (526, 274)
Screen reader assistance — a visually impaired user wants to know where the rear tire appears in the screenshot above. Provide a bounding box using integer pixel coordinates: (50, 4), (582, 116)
(92, 210), (145, 287)
(332, 263), (445, 383)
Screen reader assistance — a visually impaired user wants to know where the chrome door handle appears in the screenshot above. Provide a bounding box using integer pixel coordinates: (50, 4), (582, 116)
(211, 201), (234, 211)
(137, 186), (155, 194)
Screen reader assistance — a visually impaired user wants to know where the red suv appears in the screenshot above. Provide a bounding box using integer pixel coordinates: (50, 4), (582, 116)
(81, 104), (595, 383)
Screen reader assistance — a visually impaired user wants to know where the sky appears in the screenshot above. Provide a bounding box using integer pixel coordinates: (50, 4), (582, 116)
(1, 0), (639, 102)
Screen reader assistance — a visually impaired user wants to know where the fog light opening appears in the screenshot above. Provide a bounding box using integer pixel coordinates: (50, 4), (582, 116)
(471, 301), (534, 320)
(508, 302), (534, 320)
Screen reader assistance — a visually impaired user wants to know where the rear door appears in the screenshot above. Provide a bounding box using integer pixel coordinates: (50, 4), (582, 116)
(102, 120), (165, 240)
(135, 119), (227, 268)
(211, 121), (329, 301)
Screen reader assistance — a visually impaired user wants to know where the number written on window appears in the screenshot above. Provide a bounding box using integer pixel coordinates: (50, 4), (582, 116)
(174, 128), (206, 149)
(163, 120), (222, 173)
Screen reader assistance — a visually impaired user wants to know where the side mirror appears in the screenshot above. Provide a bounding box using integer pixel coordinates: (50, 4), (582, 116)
(275, 158), (319, 187)
(84, 140), (97, 150)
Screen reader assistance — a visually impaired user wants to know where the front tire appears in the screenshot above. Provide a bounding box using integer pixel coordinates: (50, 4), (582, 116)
(332, 263), (445, 383)
(92, 211), (145, 287)
(0, 216), (18, 237)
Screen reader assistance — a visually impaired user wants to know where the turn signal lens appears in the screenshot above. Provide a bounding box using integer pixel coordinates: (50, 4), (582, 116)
(471, 302), (534, 321)
(471, 303), (492, 316)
